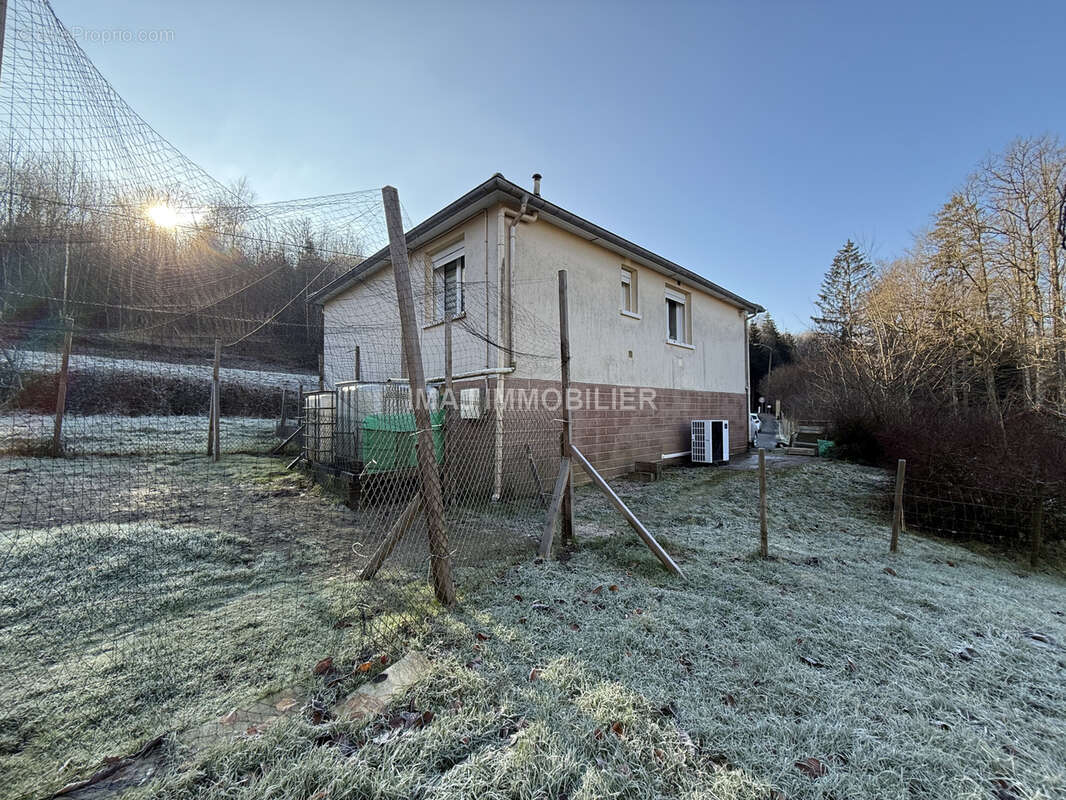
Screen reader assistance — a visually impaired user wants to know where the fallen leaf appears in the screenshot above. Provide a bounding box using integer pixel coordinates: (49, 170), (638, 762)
(609, 584), (619, 592)
(947, 561), (956, 567)
(591, 585), (604, 594)
(957, 645), (978, 662)
(357, 661), (373, 673)
(883, 567), (898, 577)
(379, 654), (390, 665)
(518, 616), (528, 624)
(722, 694), (737, 707)
(679, 654), (693, 673)
(528, 667), (542, 682)
(514, 594), (523, 602)
(845, 657), (857, 673)
(798, 656), (826, 668)
(610, 721), (625, 737)
(592, 728), (604, 740)
(569, 622), (581, 631)
(476, 632), (491, 641)
(275, 697), (299, 713)
(794, 757), (827, 778)
(1023, 630), (1055, 646)
(313, 657), (333, 675)
(220, 709), (238, 725)
(309, 791), (329, 800)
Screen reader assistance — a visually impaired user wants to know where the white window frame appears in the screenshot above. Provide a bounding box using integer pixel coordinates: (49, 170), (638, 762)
(432, 242), (465, 323)
(665, 286), (692, 346)
(620, 266), (639, 318)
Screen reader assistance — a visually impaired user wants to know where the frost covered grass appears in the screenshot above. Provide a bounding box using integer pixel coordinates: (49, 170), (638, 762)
(16, 350), (313, 390)
(0, 413), (275, 455)
(120, 459), (1065, 800)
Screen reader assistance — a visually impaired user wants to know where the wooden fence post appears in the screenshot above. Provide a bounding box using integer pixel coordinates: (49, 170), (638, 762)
(354, 345), (361, 382)
(318, 353), (325, 392)
(558, 269), (575, 548)
(1029, 485), (1044, 569)
(382, 185), (455, 606)
(51, 317), (73, 457)
(890, 458), (906, 552)
(211, 338), (221, 461)
(759, 448), (768, 557)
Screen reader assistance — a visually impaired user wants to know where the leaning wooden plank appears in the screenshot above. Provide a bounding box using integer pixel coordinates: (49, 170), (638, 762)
(285, 454), (304, 470)
(569, 444), (685, 578)
(359, 493), (424, 580)
(538, 457), (571, 558)
(270, 423), (305, 455)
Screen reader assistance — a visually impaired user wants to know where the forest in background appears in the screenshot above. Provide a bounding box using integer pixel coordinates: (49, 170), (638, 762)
(763, 136), (1066, 555)
(0, 164), (369, 366)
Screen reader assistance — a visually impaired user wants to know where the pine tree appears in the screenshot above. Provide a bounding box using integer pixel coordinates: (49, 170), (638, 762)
(812, 240), (873, 344)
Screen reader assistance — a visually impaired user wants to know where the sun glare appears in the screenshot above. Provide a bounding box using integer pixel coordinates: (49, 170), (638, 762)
(145, 203), (181, 228)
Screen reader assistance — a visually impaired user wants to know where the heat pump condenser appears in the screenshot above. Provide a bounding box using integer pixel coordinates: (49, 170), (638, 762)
(691, 419), (729, 464)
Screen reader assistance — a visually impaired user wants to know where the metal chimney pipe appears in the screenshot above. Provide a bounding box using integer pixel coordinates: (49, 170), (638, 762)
(532, 173), (542, 196)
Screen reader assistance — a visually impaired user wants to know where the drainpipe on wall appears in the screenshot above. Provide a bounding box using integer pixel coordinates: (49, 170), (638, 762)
(505, 193), (539, 368)
(491, 177), (540, 501)
(493, 372), (505, 501)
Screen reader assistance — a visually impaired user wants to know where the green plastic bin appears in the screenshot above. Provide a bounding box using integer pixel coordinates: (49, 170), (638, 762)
(361, 409), (445, 475)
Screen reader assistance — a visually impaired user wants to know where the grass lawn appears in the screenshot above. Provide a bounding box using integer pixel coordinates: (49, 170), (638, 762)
(3, 458), (1065, 799)
(143, 459), (1066, 799)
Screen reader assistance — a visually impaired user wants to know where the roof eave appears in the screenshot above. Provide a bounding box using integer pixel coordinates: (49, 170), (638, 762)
(311, 174), (763, 313)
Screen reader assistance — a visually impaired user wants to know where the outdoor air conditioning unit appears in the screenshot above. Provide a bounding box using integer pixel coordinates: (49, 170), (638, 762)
(691, 419), (729, 464)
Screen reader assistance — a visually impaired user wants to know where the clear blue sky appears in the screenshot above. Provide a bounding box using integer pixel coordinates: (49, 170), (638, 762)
(54, 0), (1066, 330)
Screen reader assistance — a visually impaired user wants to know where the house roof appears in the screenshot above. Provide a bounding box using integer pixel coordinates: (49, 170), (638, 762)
(310, 173), (763, 312)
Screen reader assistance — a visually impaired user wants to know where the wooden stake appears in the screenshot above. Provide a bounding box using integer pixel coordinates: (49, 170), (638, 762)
(382, 185), (455, 606)
(354, 345), (361, 382)
(271, 423), (305, 455)
(569, 443), (685, 578)
(318, 353), (325, 392)
(207, 381), (216, 457)
(211, 338), (221, 462)
(280, 387), (288, 428)
(1029, 485), (1044, 569)
(538, 457), (571, 557)
(557, 269), (575, 547)
(759, 448), (768, 557)
(890, 458), (906, 552)
(359, 493), (424, 580)
(51, 317), (73, 457)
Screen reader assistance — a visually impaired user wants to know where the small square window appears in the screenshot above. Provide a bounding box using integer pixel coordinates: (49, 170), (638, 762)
(621, 266), (637, 314)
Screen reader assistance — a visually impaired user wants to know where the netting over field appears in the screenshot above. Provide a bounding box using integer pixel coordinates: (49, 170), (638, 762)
(0, 1), (565, 794)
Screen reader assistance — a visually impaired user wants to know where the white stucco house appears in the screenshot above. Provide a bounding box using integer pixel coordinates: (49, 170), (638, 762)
(310, 173), (762, 485)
